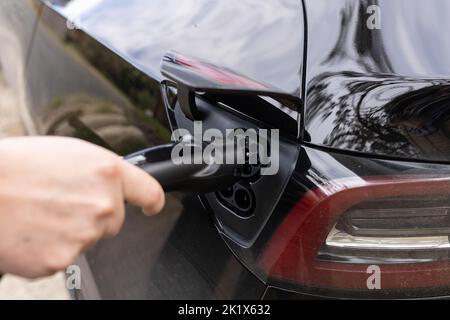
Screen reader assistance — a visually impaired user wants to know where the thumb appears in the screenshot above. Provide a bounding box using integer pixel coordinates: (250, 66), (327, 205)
(119, 159), (165, 215)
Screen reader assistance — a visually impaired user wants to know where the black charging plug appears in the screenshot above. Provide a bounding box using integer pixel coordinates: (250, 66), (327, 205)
(125, 137), (244, 193)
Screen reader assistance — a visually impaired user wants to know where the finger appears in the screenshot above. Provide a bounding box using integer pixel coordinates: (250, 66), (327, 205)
(119, 160), (165, 215)
(103, 194), (126, 238)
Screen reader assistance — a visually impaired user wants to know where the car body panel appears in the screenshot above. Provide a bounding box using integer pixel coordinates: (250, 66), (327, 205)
(304, 0), (450, 163)
(11, 0), (305, 299)
(45, 0), (304, 95)
(4, 0), (450, 300)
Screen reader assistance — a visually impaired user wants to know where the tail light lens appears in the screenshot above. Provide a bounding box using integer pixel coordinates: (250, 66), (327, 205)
(259, 175), (450, 291)
(321, 192), (450, 263)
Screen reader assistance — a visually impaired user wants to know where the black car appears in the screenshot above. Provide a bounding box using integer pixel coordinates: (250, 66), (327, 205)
(2, 0), (450, 299)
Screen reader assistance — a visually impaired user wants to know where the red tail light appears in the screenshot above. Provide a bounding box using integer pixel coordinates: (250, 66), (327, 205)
(259, 175), (450, 290)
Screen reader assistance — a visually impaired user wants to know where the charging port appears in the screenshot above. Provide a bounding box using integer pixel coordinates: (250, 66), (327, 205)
(217, 183), (255, 218)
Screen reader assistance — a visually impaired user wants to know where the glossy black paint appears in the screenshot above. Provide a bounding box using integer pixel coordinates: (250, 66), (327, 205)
(80, 199), (265, 300)
(4, 0), (450, 300)
(20, 0), (279, 299)
(304, 0), (450, 163)
(46, 0), (305, 95)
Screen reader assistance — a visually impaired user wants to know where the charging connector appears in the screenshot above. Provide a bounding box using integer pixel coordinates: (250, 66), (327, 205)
(125, 137), (243, 193)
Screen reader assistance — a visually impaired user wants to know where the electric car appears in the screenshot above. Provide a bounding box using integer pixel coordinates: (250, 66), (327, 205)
(2, 0), (450, 299)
